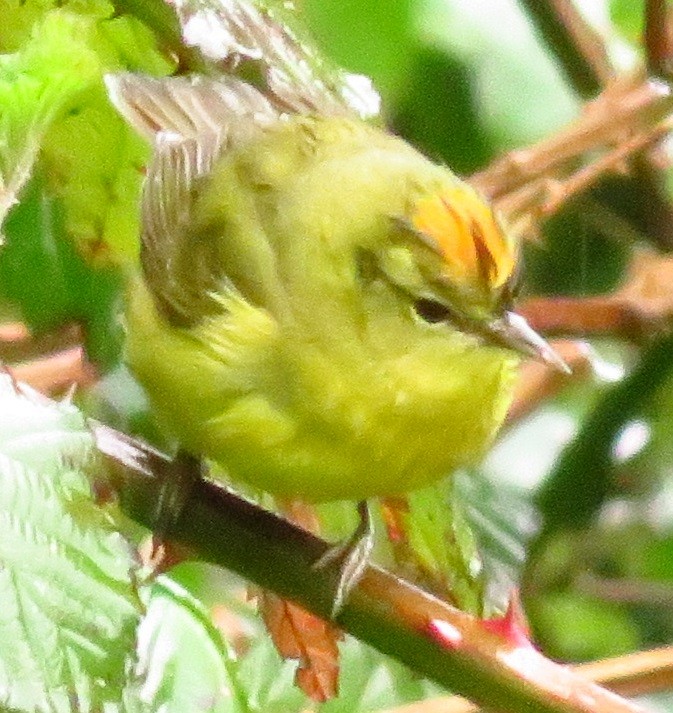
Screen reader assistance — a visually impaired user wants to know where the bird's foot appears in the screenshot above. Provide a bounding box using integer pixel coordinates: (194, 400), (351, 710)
(150, 450), (203, 557)
(313, 501), (374, 618)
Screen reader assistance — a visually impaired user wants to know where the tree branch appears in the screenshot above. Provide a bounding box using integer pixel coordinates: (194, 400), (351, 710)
(516, 0), (614, 97)
(470, 77), (673, 235)
(91, 422), (644, 713)
(515, 0), (673, 250)
(379, 647), (673, 713)
(645, 0), (673, 77)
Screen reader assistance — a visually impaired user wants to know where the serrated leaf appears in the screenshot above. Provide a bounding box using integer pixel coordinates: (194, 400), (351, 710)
(0, 374), (142, 711)
(41, 87), (149, 264)
(259, 592), (340, 703)
(0, 2), (174, 263)
(0, 10), (103, 231)
(458, 470), (535, 611)
(40, 12), (175, 264)
(398, 480), (484, 613)
(134, 578), (248, 713)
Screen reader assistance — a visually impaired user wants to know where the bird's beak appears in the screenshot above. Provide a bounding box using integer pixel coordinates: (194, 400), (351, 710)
(486, 311), (571, 374)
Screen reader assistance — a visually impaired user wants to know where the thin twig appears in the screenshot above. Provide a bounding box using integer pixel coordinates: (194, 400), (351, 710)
(517, 249), (673, 341)
(7, 346), (96, 395)
(0, 322), (82, 363)
(470, 77), (673, 235)
(539, 122), (672, 217)
(516, 0), (614, 97)
(519, 297), (668, 341)
(644, 0), (673, 77)
(515, 0), (673, 249)
(471, 77), (671, 201)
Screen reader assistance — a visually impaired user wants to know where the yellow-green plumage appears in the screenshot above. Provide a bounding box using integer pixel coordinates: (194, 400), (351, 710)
(106, 1), (564, 508)
(124, 115), (519, 501)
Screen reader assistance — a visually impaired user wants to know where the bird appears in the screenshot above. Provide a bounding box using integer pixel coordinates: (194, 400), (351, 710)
(106, 0), (567, 607)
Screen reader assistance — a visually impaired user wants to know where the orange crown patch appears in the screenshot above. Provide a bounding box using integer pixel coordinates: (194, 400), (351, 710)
(411, 186), (516, 290)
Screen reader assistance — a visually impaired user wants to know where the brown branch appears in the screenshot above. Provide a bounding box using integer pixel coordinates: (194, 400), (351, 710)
(645, 0), (673, 77)
(538, 122), (671, 217)
(517, 249), (673, 341)
(91, 421), (645, 713)
(470, 77), (673, 233)
(518, 297), (667, 342)
(515, 1), (673, 250)
(7, 346), (96, 395)
(516, 0), (614, 97)
(378, 647), (673, 713)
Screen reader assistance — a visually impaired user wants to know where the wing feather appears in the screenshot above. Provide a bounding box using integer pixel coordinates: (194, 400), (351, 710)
(105, 72), (277, 143)
(105, 0), (381, 325)
(106, 73), (280, 324)
(172, 0), (380, 120)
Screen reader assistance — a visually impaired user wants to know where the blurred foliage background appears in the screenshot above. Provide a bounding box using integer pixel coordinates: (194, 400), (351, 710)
(2, 0), (673, 711)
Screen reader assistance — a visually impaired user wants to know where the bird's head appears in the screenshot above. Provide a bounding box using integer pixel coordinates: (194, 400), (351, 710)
(370, 179), (568, 372)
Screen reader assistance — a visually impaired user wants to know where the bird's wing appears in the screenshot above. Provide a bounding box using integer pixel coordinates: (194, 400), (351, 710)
(105, 0), (381, 324)
(107, 73), (281, 324)
(171, 0), (380, 121)
(105, 72), (278, 145)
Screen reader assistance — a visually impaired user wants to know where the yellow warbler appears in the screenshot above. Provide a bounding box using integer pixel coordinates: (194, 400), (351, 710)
(106, 2), (565, 515)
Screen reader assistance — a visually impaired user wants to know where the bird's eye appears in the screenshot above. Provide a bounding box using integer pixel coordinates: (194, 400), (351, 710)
(414, 298), (451, 324)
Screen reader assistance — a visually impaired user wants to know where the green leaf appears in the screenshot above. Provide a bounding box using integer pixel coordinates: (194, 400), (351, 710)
(535, 592), (640, 661)
(135, 577), (249, 713)
(536, 335), (673, 533)
(40, 12), (175, 264)
(0, 374), (142, 711)
(303, 0), (414, 105)
(0, 174), (125, 370)
(0, 9), (103, 231)
(0, 0), (113, 52)
(416, 0), (579, 149)
(0, 177), (75, 336)
(40, 84), (149, 264)
(459, 471), (534, 610)
(237, 633), (306, 713)
(0, 3), (173, 261)
(404, 479), (484, 613)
